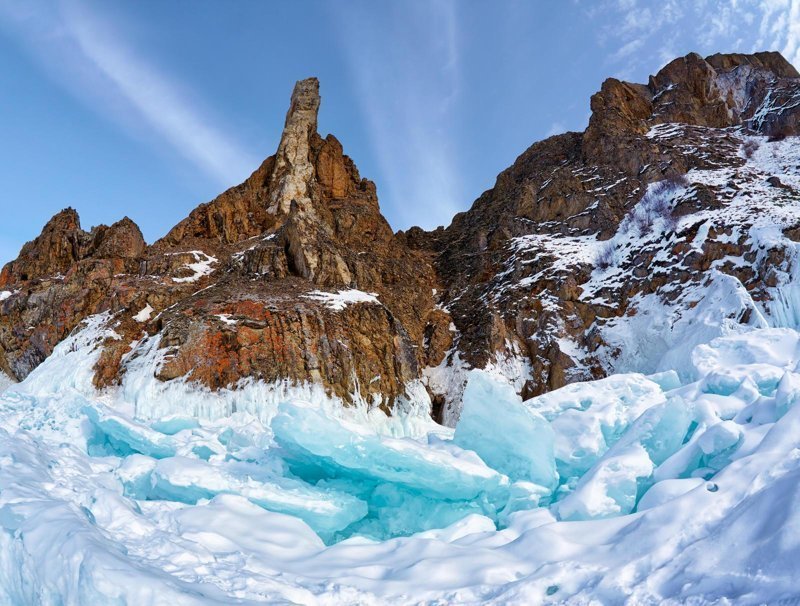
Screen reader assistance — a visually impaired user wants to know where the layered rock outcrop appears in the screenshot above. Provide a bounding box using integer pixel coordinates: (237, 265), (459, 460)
(412, 51), (800, 421)
(0, 77), (446, 410)
(2, 52), (800, 425)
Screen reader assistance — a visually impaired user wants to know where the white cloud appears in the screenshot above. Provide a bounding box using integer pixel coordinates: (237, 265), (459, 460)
(752, 0), (800, 67)
(0, 0), (258, 187)
(332, 0), (462, 230)
(545, 122), (566, 137)
(782, 0), (800, 66)
(594, 0), (800, 81)
(609, 38), (645, 63)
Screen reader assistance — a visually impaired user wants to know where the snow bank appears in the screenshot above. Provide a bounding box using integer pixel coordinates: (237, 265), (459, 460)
(6, 314), (800, 601)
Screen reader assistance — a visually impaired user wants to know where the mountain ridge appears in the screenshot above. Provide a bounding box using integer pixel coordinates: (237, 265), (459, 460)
(2, 50), (800, 425)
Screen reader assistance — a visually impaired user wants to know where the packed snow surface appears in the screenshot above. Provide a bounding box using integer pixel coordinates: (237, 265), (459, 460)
(170, 250), (218, 284)
(301, 289), (380, 311)
(4, 316), (800, 603)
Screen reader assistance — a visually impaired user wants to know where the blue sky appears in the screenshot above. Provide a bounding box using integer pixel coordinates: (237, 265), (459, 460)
(0, 0), (798, 264)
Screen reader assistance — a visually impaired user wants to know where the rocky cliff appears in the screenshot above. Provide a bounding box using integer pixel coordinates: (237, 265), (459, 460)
(408, 51), (800, 422)
(0, 78), (447, 412)
(3, 52), (800, 424)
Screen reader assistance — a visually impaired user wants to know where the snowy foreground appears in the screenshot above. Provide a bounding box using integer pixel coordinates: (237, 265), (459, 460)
(3, 318), (800, 603)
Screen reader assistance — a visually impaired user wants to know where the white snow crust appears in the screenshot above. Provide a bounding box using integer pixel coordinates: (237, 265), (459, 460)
(301, 289), (381, 311)
(3, 311), (800, 603)
(582, 132), (800, 383)
(170, 251), (218, 283)
(133, 303), (154, 323)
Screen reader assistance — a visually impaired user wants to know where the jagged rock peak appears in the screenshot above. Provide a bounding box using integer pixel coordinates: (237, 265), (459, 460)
(0, 208), (147, 288)
(9, 207), (83, 282)
(158, 76), (379, 249)
(285, 77), (321, 128)
(581, 51), (800, 173)
(268, 77), (321, 215)
(704, 51), (799, 79)
(589, 51), (800, 136)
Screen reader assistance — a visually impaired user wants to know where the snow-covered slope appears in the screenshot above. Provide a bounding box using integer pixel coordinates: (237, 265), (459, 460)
(588, 130), (800, 381)
(4, 313), (800, 603)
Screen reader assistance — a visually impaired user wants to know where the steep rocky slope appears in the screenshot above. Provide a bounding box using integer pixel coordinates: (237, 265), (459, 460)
(0, 78), (447, 411)
(3, 51), (800, 425)
(409, 51), (800, 422)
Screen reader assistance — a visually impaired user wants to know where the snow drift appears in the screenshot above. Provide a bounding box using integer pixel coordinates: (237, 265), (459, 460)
(2, 313), (800, 604)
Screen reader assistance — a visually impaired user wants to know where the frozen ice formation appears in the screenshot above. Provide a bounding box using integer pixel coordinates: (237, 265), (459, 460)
(272, 399), (507, 539)
(454, 370), (556, 489)
(4, 316), (800, 602)
(86, 403), (178, 459)
(148, 456), (368, 536)
(272, 399), (506, 501)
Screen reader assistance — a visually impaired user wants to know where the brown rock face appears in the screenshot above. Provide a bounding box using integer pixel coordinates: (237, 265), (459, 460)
(0, 209), (148, 378)
(417, 51), (800, 421)
(90, 217), (147, 260)
(160, 156), (276, 246)
(0, 211), (146, 289)
(3, 52), (800, 426)
(0, 77), (444, 413)
(1, 208), (82, 286)
(268, 77), (321, 215)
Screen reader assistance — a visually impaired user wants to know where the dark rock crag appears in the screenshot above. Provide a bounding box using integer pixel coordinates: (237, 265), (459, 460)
(409, 51), (800, 419)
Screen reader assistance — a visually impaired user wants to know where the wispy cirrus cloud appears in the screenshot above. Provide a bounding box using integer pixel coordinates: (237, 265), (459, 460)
(592, 0), (800, 80)
(0, 0), (258, 187)
(756, 0), (800, 67)
(332, 0), (462, 230)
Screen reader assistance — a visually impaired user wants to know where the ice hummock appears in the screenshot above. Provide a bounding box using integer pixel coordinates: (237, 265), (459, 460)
(454, 370), (556, 489)
(6, 314), (800, 602)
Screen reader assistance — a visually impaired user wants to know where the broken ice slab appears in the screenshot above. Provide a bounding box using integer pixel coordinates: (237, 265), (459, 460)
(454, 371), (557, 490)
(555, 442), (654, 521)
(272, 400), (507, 501)
(149, 416), (200, 435)
(85, 404), (177, 459)
(148, 456), (368, 536)
(527, 373), (666, 482)
(553, 395), (695, 521)
(646, 370), (682, 392)
(337, 482), (492, 541)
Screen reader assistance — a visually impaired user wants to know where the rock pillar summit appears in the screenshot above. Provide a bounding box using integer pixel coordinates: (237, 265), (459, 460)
(268, 77), (321, 215)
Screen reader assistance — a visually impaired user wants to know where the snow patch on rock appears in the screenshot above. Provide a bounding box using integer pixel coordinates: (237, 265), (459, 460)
(133, 304), (154, 323)
(301, 289), (380, 311)
(170, 251), (218, 284)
